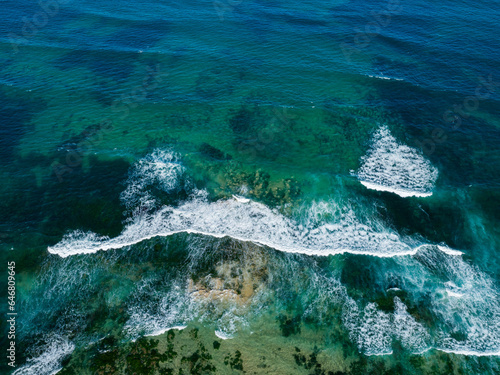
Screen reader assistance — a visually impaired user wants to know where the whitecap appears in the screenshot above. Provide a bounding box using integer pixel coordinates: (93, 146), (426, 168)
(120, 149), (185, 213)
(48, 200), (468, 259)
(13, 336), (74, 375)
(437, 245), (463, 256)
(145, 326), (187, 337)
(124, 281), (194, 339)
(48, 148), (418, 258)
(355, 125), (438, 197)
(386, 287), (401, 292)
(48, 149), (457, 259)
(342, 297), (430, 356)
(392, 297), (431, 353)
(343, 300), (394, 356)
(437, 348), (500, 357)
(368, 75), (404, 81)
(215, 330), (233, 340)
(48, 194), (417, 258)
(413, 246), (500, 356)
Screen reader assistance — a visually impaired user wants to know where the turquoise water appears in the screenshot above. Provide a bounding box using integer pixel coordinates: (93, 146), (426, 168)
(1, 0), (500, 374)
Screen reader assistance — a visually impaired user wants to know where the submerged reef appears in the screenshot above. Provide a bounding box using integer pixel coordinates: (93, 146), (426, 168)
(58, 325), (499, 375)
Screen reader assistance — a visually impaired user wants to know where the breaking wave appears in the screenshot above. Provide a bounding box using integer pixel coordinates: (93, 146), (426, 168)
(48, 150), (450, 259)
(12, 335), (74, 375)
(342, 297), (431, 356)
(355, 125), (439, 197)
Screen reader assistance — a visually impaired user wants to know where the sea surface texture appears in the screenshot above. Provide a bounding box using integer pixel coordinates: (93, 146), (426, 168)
(1, 0), (500, 374)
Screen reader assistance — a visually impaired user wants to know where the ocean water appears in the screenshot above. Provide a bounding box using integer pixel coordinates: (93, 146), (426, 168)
(1, 0), (500, 374)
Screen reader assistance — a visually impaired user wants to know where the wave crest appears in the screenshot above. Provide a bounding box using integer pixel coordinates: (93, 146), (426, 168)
(355, 125), (439, 197)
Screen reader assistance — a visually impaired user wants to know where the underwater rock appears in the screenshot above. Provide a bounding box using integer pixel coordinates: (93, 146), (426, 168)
(198, 142), (232, 161)
(211, 166), (301, 208)
(188, 243), (269, 306)
(278, 314), (302, 337)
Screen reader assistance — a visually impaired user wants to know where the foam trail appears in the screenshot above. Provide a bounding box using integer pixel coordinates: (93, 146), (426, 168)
(343, 297), (430, 356)
(413, 246), (500, 356)
(124, 281), (194, 339)
(392, 297), (431, 353)
(355, 125), (438, 197)
(120, 149), (185, 213)
(13, 336), (74, 375)
(215, 330), (233, 340)
(368, 75), (404, 81)
(145, 326), (187, 337)
(343, 300), (394, 356)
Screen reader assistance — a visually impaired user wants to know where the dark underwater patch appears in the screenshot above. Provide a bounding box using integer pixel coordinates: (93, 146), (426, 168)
(54, 48), (136, 81)
(105, 19), (168, 51)
(283, 13), (329, 27)
(373, 192), (470, 249)
(277, 314), (302, 337)
(198, 142), (232, 160)
(44, 156), (130, 237)
(0, 88), (46, 162)
(0, 154), (130, 240)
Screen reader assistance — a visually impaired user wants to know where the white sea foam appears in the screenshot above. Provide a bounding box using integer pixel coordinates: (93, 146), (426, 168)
(215, 330), (233, 340)
(124, 258), (252, 341)
(359, 181), (433, 197)
(344, 300), (394, 356)
(232, 194), (250, 203)
(355, 125), (438, 197)
(47, 151), (422, 258)
(392, 297), (431, 353)
(368, 75), (404, 81)
(305, 256), (498, 357)
(48, 218), (463, 259)
(437, 245), (463, 256)
(145, 326), (187, 337)
(412, 246), (500, 356)
(208, 307), (249, 341)
(445, 290), (463, 298)
(13, 336), (74, 375)
(444, 281), (464, 298)
(343, 297), (430, 356)
(124, 281), (194, 339)
(120, 149), (185, 213)
(48, 193), (420, 258)
(303, 273), (347, 323)
(48, 149), (456, 259)
(437, 348), (500, 357)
